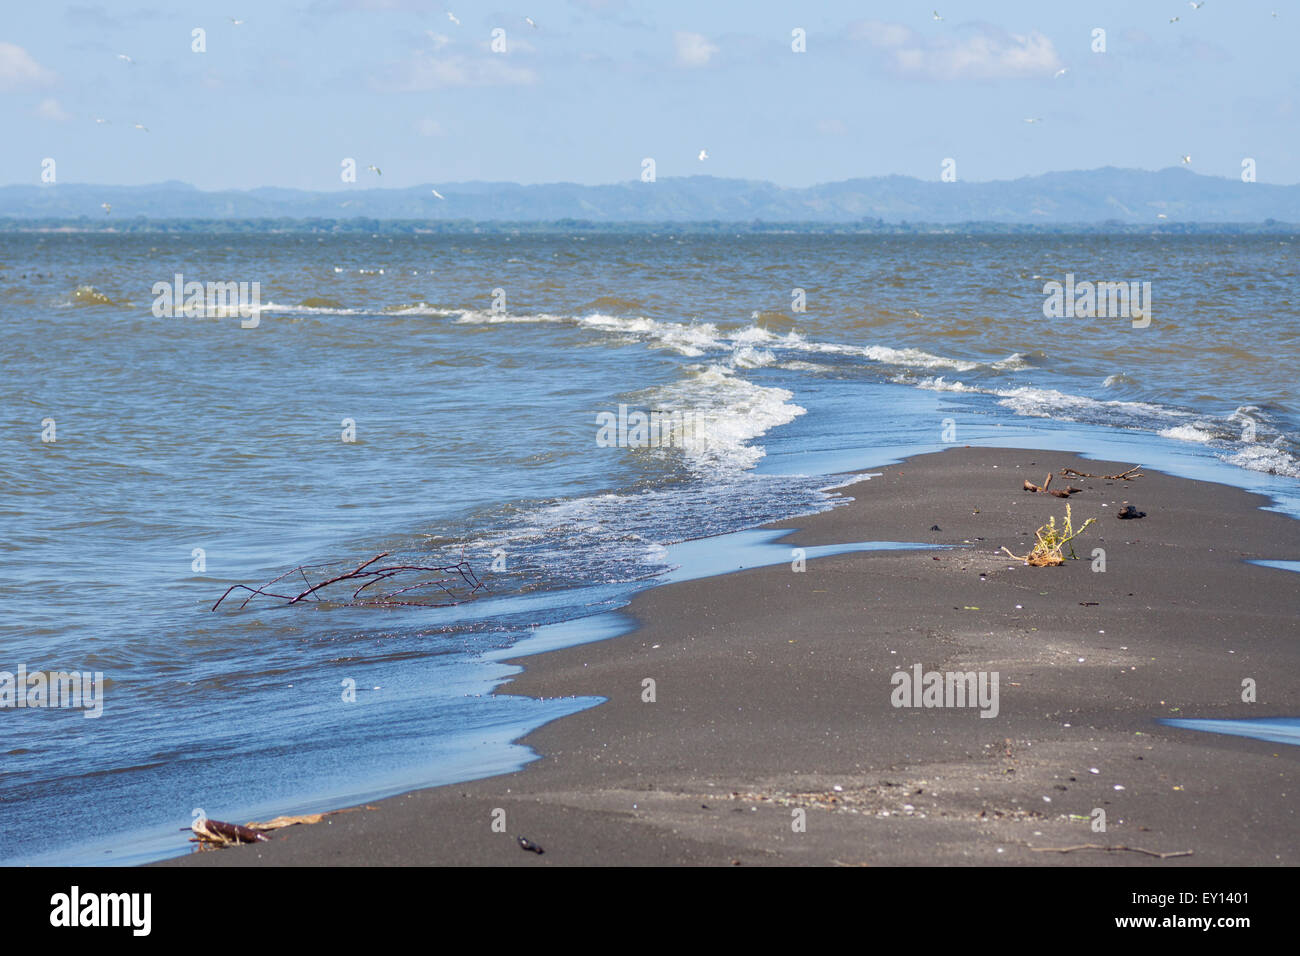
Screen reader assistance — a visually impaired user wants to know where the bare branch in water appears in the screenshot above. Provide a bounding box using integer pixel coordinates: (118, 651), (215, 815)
(211, 551), (484, 611)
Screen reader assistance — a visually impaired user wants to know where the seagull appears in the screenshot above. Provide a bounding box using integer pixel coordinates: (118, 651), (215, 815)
(1157, 213), (1168, 219)
(133, 123), (149, 132)
(367, 164), (382, 176)
(116, 53), (133, 64)
(1024, 117), (1042, 124)
(1180, 154), (1191, 164)
(229, 17), (244, 25)
(1054, 67), (1068, 78)
(698, 149), (709, 161)
(1189, 1), (1204, 8)
(101, 203), (111, 214)
(1169, 15), (1180, 23)
(524, 16), (537, 28)
(94, 117), (110, 125)
(431, 188), (445, 199)
(447, 11), (460, 25)
(932, 11), (943, 21)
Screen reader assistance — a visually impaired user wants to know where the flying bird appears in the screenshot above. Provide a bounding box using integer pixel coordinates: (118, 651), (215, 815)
(101, 203), (111, 214)
(1053, 67), (1068, 78)
(524, 16), (536, 28)
(94, 117), (110, 125)
(698, 149), (708, 161)
(932, 11), (943, 21)
(1180, 154), (1191, 164)
(431, 188), (445, 199)
(133, 123), (149, 132)
(1189, 1), (1204, 8)
(1169, 15), (1180, 23)
(1157, 213), (1168, 219)
(447, 12), (460, 25)
(116, 53), (133, 64)
(367, 165), (381, 176)
(1023, 117), (1042, 124)
(229, 17), (244, 25)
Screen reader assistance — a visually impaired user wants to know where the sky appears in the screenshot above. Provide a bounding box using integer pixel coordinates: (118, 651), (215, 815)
(2, 0), (1297, 190)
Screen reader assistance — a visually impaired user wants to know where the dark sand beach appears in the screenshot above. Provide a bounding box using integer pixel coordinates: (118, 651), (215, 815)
(162, 447), (1299, 867)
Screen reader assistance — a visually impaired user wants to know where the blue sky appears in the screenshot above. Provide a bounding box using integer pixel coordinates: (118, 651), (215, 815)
(2, 0), (1296, 189)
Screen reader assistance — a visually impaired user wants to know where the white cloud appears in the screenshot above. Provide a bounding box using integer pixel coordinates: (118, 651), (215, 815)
(402, 55), (536, 89)
(424, 31), (453, 52)
(0, 42), (56, 91)
(851, 20), (1062, 80)
(674, 31), (718, 67)
(35, 97), (70, 120)
(371, 31), (538, 89)
(378, 34), (538, 90)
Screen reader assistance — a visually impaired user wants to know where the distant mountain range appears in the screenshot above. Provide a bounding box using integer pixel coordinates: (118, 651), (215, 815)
(2, 168), (1297, 225)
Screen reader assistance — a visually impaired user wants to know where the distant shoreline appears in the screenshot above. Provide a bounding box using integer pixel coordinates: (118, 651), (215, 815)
(3, 219), (1297, 235)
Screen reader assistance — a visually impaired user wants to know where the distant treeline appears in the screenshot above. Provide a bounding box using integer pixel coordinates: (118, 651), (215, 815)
(1, 217), (1296, 236)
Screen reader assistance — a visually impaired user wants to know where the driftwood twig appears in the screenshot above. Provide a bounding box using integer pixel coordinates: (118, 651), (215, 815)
(188, 807), (376, 849)
(1028, 843), (1192, 859)
(190, 818), (269, 847)
(1023, 471), (1083, 498)
(1060, 465), (1143, 481)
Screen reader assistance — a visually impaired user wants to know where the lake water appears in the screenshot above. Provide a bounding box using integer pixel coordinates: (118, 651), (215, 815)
(1, 231), (1296, 864)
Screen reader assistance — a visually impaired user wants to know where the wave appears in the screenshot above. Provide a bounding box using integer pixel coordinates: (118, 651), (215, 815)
(452, 309), (1033, 373)
(1221, 442), (1300, 478)
(1158, 424), (1216, 443)
(1102, 372), (1139, 388)
(252, 300), (460, 317)
(383, 303), (461, 316)
(631, 364), (806, 473)
(909, 379), (1299, 477)
(256, 300), (366, 315)
(444, 471), (835, 593)
(445, 307), (1300, 480)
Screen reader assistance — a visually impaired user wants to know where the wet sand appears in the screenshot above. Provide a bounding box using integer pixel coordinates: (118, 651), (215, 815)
(161, 447), (1300, 866)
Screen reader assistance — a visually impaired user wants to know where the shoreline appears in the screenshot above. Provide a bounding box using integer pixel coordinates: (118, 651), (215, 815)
(160, 446), (1300, 866)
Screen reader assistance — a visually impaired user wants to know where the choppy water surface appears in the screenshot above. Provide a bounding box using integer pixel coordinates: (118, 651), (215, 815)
(1, 232), (1296, 864)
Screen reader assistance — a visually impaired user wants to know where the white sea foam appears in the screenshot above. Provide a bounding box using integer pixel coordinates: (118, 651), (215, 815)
(454, 309), (567, 325)
(731, 346), (776, 368)
(990, 351), (1040, 371)
(730, 325), (782, 347)
(994, 386), (1185, 423)
(633, 364), (805, 473)
(1221, 443), (1300, 478)
(1159, 424), (1216, 443)
(452, 309), (1011, 371)
(910, 376), (982, 393)
(793, 339), (982, 371)
(256, 301), (365, 315)
(385, 303), (460, 316)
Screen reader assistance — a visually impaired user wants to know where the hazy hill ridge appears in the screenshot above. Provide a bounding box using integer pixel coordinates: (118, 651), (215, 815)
(3, 168), (1295, 224)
